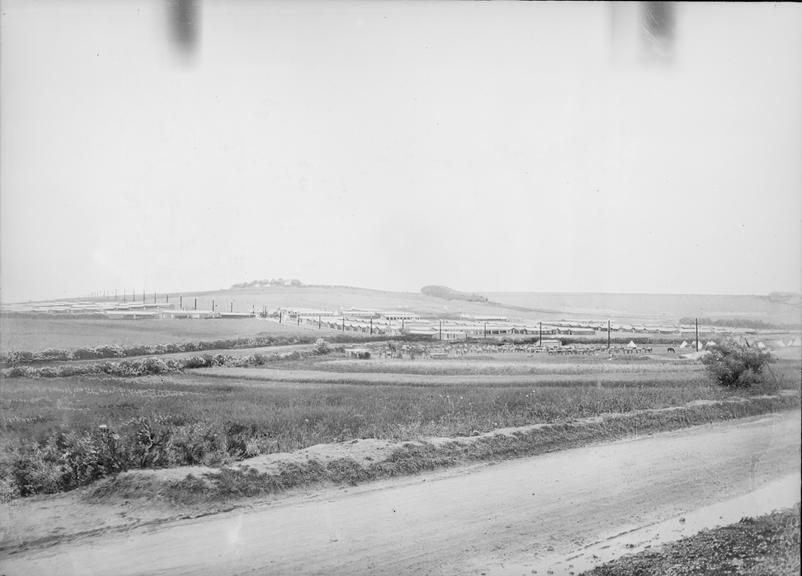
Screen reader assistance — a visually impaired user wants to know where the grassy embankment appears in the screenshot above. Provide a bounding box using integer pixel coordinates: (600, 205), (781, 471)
(581, 504), (801, 576)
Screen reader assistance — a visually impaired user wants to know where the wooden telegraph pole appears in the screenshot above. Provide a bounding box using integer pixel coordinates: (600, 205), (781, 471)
(370, 318), (373, 335)
(695, 318), (699, 352)
(607, 320), (611, 350)
(539, 322), (542, 347)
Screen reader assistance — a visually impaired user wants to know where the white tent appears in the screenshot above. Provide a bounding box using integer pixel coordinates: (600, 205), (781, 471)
(774, 340), (786, 348)
(679, 340), (688, 348)
(706, 340), (717, 347)
(789, 337), (802, 347)
(756, 341), (766, 349)
(627, 340), (638, 349)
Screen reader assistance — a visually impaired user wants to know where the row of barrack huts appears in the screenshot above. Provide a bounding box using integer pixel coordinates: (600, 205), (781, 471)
(1, 301), (759, 341)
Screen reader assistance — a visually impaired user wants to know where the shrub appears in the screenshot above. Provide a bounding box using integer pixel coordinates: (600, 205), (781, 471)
(701, 340), (773, 389)
(141, 357), (170, 375)
(9, 448), (64, 496)
(131, 419), (171, 468)
(59, 429), (128, 486)
(167, 423), (230, 466)
(72, 347), (97, 360)
(313, 338), (331, 355)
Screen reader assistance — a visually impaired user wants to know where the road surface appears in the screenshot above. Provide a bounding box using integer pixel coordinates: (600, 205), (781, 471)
(2, 410), (799, 576)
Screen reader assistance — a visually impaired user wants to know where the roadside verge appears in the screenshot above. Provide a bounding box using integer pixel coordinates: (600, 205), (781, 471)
(90, 394), (800, 505)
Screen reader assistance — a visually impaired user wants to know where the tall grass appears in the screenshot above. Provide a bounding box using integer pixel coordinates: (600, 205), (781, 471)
(0, 373), (763, 499)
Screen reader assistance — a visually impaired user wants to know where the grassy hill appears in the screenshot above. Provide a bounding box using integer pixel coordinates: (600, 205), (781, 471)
(482, 292), (801, 326)
(3, 285), (798, 353)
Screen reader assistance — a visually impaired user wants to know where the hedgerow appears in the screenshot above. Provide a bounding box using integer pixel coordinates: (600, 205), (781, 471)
(0, 334), (387, 367)
(0, 335), (311, 366)
(0, 349), (312, 379)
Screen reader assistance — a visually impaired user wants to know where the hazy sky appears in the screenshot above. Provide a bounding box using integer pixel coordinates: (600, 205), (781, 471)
(2, 1), (801, 302)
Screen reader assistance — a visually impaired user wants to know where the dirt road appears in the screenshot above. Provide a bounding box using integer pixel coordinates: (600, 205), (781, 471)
(3, 411), (799, 576)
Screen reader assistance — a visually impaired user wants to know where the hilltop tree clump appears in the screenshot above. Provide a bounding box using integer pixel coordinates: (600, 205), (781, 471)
(230, 278), (303, 289)
(701, 340), (773, 389)
(421, 285), (488, 303)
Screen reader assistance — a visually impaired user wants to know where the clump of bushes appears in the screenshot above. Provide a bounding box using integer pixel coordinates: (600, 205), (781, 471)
(3, 419), (269, 498)
(312, 338), (331, 355)
(7, 427), (128, 497)
(0, 349), (318, 379)
(701, 340), (774, 389)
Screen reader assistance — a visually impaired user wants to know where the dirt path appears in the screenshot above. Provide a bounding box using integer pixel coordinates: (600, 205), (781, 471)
(191, 365), (702, 386)
(2, 411), (799, 576)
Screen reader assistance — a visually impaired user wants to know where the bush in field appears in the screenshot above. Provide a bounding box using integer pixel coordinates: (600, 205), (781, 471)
(5, 366), (33, 378)
(58, 429), (129, 486)
(9, 445), (64, 496)
(72, 347), (97, 360)
(701, 340), (773, 389)
(165, 423), (237, 466)
(3, 351), (34, 364)
(8, 428), (129, 496)
(130, 419), (171, 468)
(312, 338), (331, 355)
(141, 357), (171, 375)
(37, 348), (73, 362)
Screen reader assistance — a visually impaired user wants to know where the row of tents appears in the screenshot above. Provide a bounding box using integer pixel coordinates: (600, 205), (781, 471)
(624, 338), (802, 350)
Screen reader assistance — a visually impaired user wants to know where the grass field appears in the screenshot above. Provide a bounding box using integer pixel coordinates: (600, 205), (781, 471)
(2, 344), (800, 500)
(0, 316), (333, 353)
(1, 311), (799, 501)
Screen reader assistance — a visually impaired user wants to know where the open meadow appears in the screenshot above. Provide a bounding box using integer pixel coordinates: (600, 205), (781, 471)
(2, 342), (799, 502)
(0, 315), (340, 353)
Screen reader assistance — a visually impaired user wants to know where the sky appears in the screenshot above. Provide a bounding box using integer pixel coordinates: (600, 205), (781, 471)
(1, 1), (801, 302)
